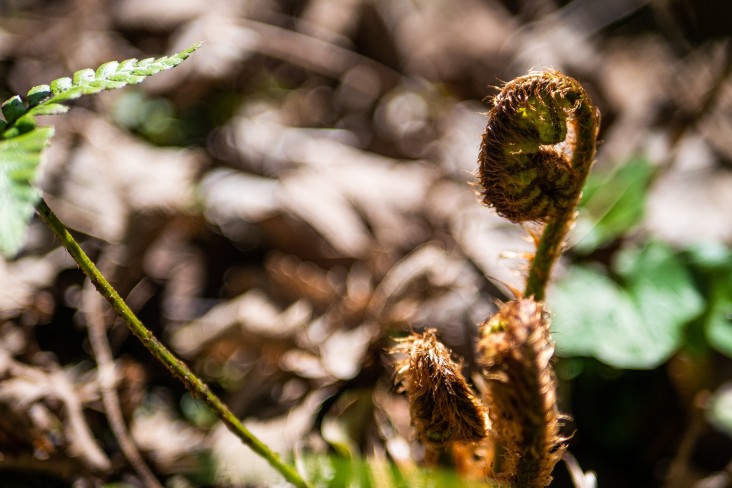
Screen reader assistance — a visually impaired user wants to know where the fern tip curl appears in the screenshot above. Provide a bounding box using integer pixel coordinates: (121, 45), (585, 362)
(477, 69), (599, 224)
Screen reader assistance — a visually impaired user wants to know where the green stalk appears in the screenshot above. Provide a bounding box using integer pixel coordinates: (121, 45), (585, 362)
(36, 198), (311, 488)
(524, 207), (574, 301)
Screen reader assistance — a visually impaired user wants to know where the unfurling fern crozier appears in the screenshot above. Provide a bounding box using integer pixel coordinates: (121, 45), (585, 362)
(478, 69), (599, 223)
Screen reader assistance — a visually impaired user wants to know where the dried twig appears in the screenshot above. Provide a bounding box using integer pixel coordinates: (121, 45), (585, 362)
(82, 248), (163, 488)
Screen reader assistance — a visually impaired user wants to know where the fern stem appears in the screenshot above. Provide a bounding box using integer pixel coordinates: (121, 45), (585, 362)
(523, 206), (574, 301)
(36, 197), (312, 488)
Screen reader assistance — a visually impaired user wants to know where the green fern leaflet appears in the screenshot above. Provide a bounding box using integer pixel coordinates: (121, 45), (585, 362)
(0, 43), (200, 257)
(0, 128), (54, 256)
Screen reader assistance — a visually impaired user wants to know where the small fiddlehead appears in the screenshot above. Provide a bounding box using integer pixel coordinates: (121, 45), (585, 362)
(391, 330), (488, 465)
(477, 298), (566, 487)
(478, 69), (600, 300)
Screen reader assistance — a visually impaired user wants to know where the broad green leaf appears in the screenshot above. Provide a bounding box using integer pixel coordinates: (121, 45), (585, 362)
(686, 242), (732, 357)
(573, 158), (653, 253)
(0, 127), (54, 257)
(550, 242), (703, 369)
(616, 241), (704, 351)
(685, 241), (732, 269)
(550, 267), (660, 368)
(706, 295), (732, 357)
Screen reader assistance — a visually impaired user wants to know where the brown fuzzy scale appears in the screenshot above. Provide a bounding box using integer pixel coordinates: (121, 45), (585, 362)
(478, 69), (596, 223)
(477, 299), (567, 487)
(391, 330), (489, 464)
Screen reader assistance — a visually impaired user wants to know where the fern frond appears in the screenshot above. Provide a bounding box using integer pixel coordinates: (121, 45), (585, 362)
(31, 43), (200, 110)
(0, 43), (200, 257)
(0, 127), (54, 256)
(0, 43), (201, 138)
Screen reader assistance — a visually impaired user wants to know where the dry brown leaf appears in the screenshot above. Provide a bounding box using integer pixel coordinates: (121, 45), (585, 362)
(0, 249), (69, 320)
(131, 406), (206, 472)
(0, 352), (110, 472)
(39, 116), (203, 242)
(172, 290), (312, 357)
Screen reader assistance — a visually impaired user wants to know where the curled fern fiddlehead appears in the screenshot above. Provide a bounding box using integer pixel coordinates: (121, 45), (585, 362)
(478, 69), (599, 223)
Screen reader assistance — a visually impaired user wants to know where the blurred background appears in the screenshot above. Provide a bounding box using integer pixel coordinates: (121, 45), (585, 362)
(2, 0), (732, 486)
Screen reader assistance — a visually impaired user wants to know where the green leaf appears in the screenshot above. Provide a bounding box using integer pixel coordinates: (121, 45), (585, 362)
(95, 61), (119, 78)
(40, 43), (200, 107)
(685, 241), (732, 269)
(0, 43), (200, 256)
(27, 84), (52, 106)
(686, 242), (732, 357)
(706, 295), (732, 356)
(2, 43), (201, 130)
(72, 68), (95, 85)
(1, 95), (28, 125)
(617, 241), (705, 349)
(574, 157), (654, 253)
(50, 76), (73, 94)
(550, 242), (704, 369)
(0, 127), (54, 257)
(300, 453), (494, 488)
(550, 267), (656, 368)
(2, 114), (37, 139)
(23, 103), (69, 117)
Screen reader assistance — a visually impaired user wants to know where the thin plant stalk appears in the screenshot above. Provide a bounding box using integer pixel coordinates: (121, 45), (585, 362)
(36, 197), (312, 488)
(523, 205), (575, 301)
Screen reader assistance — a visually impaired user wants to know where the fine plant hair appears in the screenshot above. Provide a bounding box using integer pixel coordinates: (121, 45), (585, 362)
(0, 45), (312, 488)
(391, 69), (599, 487)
